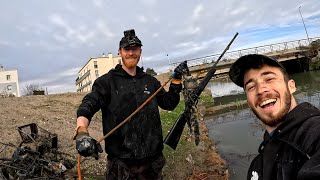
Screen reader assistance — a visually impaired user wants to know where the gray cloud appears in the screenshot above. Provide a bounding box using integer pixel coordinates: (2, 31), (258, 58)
(0, 0), (319, 94)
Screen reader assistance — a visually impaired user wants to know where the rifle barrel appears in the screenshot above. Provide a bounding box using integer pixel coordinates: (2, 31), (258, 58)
(164, 32), (239, 150)
(195, 32), (239, 98)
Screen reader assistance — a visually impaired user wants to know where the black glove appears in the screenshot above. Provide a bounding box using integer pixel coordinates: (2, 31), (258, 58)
(173, 61), (189, 80)
(74, 127), (103, 160)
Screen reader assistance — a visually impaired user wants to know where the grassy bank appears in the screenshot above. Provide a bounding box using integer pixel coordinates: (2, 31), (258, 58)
(161, 93), (227, 179)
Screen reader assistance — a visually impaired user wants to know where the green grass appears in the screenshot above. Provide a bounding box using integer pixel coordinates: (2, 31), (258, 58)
(161, 93), (213, 179)
(161, 100), (194, 178)
(198, 93), (214, 104)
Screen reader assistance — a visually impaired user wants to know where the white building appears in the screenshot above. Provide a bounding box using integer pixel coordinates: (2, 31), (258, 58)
(76, 53), (122, 92)
(0, 65), (20, 97)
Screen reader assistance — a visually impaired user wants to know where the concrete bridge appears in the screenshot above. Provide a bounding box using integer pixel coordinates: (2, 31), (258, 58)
(171, 37), (320, 79)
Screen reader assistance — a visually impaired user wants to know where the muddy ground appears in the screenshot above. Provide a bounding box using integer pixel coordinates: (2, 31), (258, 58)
(0, 82), (227, 179)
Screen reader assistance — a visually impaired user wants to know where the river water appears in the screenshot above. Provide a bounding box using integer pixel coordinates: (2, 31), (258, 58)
(205, 70), (320, 180)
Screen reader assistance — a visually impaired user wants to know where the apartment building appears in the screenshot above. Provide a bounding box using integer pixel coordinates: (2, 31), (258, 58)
(76, 53), (122, 92)
(0, 65), (20, 97)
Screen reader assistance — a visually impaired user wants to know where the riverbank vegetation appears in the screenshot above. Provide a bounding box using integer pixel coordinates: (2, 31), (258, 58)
(161, 92), (228, 179)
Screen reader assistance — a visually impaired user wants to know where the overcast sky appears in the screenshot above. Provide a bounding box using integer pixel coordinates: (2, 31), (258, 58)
(1, 0), (319, 94)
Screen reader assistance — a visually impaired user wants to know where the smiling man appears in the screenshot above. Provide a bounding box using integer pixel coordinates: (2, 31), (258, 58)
(229, 54), (320, 180)
(74, 29), (188, 179)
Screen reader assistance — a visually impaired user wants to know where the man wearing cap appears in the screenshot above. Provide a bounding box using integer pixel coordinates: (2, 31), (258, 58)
(229, 54), (320, 180)
(73, 29), (188, 179)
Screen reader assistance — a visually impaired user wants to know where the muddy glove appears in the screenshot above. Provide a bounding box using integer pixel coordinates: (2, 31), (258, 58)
(73, 126), (103, 160)
(173, 61), (189, 80)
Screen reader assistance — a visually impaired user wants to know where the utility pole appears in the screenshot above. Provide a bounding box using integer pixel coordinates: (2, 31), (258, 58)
(167, 54), (171, 71)
(299, 6), (310, 44)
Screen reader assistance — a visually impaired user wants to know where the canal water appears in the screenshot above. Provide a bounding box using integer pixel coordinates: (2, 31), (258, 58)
(205, 70), (320, 180)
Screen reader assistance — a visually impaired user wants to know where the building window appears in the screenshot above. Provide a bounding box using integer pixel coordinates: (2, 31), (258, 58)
(7, 85), (12, 91)
(95, 70), (99, 78)
(6, 75), (11, 81)
(94, 61), (98, 68)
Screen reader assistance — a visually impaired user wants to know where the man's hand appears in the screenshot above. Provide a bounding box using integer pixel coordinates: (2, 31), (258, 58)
(173, 61), (189, 80)
(74, 126), (103, 160)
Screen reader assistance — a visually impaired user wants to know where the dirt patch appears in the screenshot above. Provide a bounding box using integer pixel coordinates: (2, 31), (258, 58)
(0, 91), (227, 179)
(155, 72), (171, 90)
(186, 119), (228, 180)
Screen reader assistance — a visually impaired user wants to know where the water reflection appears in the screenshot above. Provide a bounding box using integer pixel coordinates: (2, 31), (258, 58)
(292, 71), (320, 95)
(207, 81), (243, 98)
(205, 70), (320, 180)
(206, 108), (264, 180)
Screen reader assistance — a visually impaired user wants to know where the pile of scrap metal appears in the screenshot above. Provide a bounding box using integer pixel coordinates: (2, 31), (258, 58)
(0, 123), (76, 179)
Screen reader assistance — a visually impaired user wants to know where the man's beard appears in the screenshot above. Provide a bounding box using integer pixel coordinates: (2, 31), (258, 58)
(252, 86), (292, 127)
(123, 55), (139, 69)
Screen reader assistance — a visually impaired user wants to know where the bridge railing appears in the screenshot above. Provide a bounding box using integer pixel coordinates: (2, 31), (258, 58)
(171, 37), (320, 68)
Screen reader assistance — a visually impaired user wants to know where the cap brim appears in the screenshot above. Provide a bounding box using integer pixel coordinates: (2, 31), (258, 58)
(120, 43), (142, 48)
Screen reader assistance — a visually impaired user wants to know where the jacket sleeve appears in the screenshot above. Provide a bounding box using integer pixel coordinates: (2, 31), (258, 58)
(297, 134), (320, 179)
(156, 82), (182, 110)
(297, 149), (320, 179)
(77, 77), (109, 122)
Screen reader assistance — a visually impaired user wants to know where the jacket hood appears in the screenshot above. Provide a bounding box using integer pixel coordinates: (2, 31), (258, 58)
(111, 64), (145, 78)
(259, 102), (320, 155)
(261, 102), (320, 142)
(277, 102), (320, 136)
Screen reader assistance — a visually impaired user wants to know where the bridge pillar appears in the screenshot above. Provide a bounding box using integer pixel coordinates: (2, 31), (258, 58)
(281, 57), (309, 73)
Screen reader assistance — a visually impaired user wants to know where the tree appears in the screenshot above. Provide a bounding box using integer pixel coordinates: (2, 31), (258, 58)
(23, 84), (44, 96)
(146, 68), (157, 76)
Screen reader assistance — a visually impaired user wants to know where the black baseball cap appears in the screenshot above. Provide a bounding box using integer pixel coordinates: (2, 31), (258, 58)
(229, 54), (286, 87)
(119, 29), (142, 48)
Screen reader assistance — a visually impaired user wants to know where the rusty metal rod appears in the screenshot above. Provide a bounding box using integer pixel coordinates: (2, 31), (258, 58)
(77, 154), (82, 180)
(97, 76), (173, 143)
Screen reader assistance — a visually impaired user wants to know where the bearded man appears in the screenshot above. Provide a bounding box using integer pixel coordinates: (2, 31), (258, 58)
(73, 29), (188, 179)
(229, 54), (320, 180)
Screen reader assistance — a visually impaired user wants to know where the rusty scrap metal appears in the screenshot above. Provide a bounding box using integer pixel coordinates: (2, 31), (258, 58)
(0, 123), (76, 179)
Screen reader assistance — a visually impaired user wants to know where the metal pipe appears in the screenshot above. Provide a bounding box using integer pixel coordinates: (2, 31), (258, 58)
(299, 6), (310, 44)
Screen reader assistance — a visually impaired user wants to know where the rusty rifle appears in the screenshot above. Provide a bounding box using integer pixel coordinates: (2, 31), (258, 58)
(164, 32), (239, 150)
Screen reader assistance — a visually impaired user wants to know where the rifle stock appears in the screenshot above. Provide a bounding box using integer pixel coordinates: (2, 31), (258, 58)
(164, 32), (238, 150)
(163, 113), (187, 150)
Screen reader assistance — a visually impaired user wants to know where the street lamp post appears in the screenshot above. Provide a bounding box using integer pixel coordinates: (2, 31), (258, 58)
(167, 54), (171, 71)
(299, 6), (310, 44)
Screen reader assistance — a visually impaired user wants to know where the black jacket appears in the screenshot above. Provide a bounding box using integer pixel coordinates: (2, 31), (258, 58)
(77, 65), (182, 160)
(247, 102), (320, 180)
